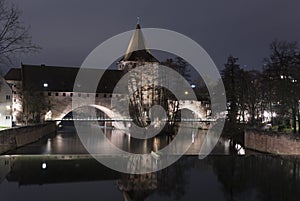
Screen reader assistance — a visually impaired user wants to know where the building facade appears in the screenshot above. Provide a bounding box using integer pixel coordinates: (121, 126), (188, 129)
(0, 76), (13, 128)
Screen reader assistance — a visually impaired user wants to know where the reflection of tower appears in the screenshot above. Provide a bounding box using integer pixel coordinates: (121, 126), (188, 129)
(118, 22), (160, 127)
(117, 173), (158, 201)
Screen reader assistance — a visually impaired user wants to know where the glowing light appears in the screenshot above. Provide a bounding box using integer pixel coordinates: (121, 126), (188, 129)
(191, 84), (196, 89)
(235, 143), (245, 155)
(184, 91), (189, 95)
(263, 111), (270, 118)
(43, 83), (48, 87)
(45, 110), (52, 120)
(41, 162), (47, 170)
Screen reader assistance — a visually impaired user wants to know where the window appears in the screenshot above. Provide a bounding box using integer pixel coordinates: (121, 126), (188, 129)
(104, 94), (107, 98)
(48, 92), (51, 96)
(63, 93), (66, 96)
(96, 94), (99, 98)
(55, 93), (59, 96)
(70, 93), (73, 97)
(109, 94), (112, 98)
(87, 94), (90, 97)
(78, 93), (81, 97)
(6, 95), (10, 100)
(6, 116), (10, 120)
(14, 99), (16, 102)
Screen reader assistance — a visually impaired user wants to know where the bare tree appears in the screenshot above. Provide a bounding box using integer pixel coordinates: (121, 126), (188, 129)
(0, 0), (40, 65)
(264, 39), (299, 133)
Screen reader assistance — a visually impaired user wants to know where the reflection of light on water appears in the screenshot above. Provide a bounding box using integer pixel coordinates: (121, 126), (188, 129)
(224, 139), (230, 154)
(45, 138), (52, 154)
(153, 138), (160, 152)
(56, 134), (63, 151)
(143, 139), (147, 153)
(192, 132), (195, 144)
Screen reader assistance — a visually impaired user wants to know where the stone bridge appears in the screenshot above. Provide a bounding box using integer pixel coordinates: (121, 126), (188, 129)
(46, 91), (207, 130)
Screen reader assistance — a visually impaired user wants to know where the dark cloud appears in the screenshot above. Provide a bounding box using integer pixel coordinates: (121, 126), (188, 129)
(8, 0), (300, 71)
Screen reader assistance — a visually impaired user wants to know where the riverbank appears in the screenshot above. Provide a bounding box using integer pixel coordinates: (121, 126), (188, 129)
(245, 129), (300, 155)
(0, 123), (56, 154)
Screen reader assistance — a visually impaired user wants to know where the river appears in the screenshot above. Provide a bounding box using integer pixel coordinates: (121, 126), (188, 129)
(1, 125), (300, 201)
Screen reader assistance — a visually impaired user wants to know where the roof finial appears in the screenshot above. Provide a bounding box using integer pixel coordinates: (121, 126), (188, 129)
(137, 16), (140, 24)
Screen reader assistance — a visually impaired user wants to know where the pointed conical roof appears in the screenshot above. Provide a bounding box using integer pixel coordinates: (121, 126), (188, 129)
(121, 23), (159, 62)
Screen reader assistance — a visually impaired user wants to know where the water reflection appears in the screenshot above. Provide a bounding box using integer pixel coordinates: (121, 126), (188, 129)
(2, 126), (300, 200)
(1, 154), (300, 201)
(7, 125), (210, 156)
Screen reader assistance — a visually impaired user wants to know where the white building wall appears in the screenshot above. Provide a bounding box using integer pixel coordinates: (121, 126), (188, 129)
(0, 77), (12, 128)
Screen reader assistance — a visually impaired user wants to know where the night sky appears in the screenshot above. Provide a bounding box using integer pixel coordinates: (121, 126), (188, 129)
(8, 0), (300, 72)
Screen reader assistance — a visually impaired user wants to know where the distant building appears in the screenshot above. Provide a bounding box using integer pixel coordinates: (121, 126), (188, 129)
(5, 65), (123, 124)
(0, 76), (12, 128)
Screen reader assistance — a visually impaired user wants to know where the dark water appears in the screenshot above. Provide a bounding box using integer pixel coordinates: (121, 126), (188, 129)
(1, 126), (300, 201)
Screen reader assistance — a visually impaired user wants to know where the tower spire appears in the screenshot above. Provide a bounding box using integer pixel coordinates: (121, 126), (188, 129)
(120, 20), (158, 62)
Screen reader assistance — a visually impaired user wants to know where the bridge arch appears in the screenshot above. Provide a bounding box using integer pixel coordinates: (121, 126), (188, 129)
(57, 104), (127, 130)
(178, 100), (206, 119)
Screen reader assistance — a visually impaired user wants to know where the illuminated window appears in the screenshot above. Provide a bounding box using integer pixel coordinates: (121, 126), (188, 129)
(43, 83), (48, 88)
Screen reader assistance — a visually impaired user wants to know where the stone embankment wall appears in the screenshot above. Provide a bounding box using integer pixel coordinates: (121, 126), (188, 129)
(0, 123), (56, 154)
(245, 129), (300, 155)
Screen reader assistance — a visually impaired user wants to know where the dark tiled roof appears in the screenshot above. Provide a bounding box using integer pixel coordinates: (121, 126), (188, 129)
(21, 64), (123, 93)
(4, 68), (21, 81)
